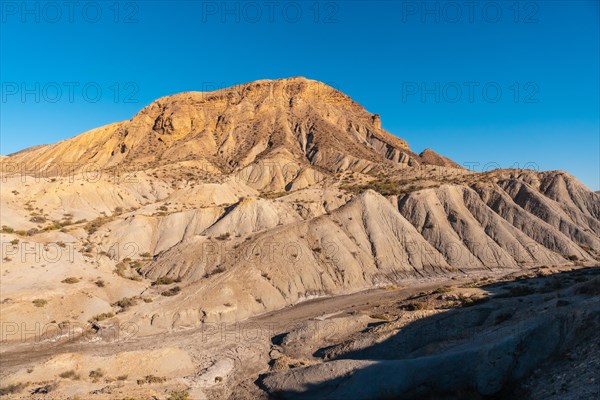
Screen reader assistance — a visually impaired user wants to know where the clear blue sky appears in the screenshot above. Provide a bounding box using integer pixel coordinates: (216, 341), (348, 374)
(1, 1), (598, 190)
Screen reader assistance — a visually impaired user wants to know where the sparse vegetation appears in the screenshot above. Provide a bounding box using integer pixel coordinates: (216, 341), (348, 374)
(112, 297), (137, 311)
(261, 191), (288, 199)
(457, 294), (489, 307)
(575, 277), (600, 296)
(114, 262), (127, 277)
(89, 368), (104, 381)
(59, 370), (80, 380)
(90, 312), (114, 322)
(216, 232), (231, 240)
(61, 277), (79, 284)
(433, 286), (452, 294)
(341, 178), (405, 196)
(204, 266), (226, 278)
(137, 375), (166, 385)
(500, 284), (535, 297)
(402, 302), (426, 311)
(0, 383), (27, 395)
(152, 276), (176, 285)
(369, 313), (391, 320)
(537, 279), (565, 293)
(32, 299), (48, 307)
(167, 390), (191, 400)
(84, 215), (114, 234)
(1, 225), (14, 234)
(30, 215), (47, 224)
(161, 286), (181, 296)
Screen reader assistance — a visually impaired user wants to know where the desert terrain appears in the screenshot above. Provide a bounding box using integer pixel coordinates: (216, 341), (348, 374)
(1, 77), (598, 399)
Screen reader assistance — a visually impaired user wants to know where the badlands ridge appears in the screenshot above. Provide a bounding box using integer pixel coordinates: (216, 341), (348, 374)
(0, 77), (598, 399)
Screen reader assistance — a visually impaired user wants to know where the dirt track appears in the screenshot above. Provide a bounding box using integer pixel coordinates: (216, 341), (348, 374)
(1, 274), (478, 373)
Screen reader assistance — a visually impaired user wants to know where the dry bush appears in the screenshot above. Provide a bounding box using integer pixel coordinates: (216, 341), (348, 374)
(137, 375), (166, 385)
(32, 299), (48, 307)
(90, 312), (114, 322)
(89, 368), (104, 379)
(167, 391), (191, 400)
(161, 286), (181, 297)
(0, 383), (26, 395)
(112, 297), (137, 311)
(59, 370), (80, 380)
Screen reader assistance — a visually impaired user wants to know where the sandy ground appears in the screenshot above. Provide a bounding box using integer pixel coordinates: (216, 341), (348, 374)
(0, 271), (490, 399)
(3, 265), (597, 399)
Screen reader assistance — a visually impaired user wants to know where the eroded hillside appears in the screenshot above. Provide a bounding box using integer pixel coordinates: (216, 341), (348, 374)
(1, 77), (598, 399)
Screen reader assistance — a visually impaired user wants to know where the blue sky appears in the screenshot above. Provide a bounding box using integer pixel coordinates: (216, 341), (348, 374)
(1, 0), (598, 189)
